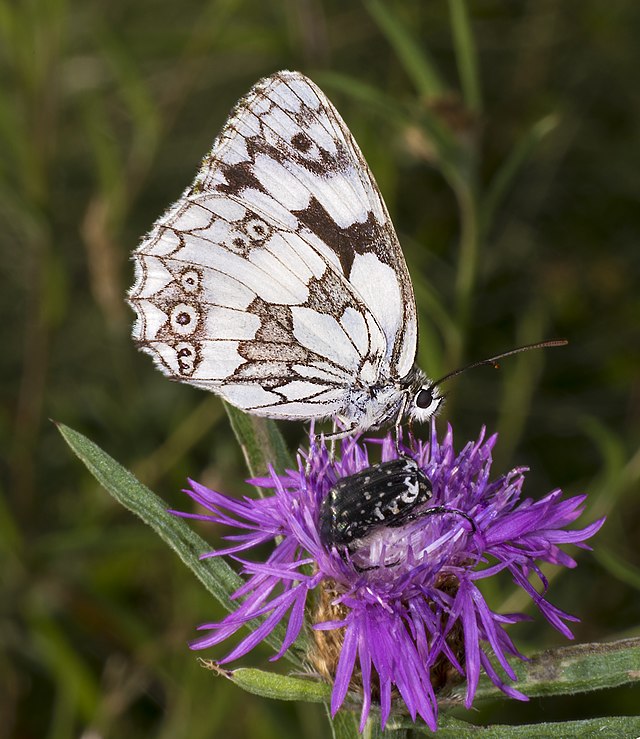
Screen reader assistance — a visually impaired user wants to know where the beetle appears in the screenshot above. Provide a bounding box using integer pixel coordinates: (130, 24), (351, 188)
(319, 457), (475, 556)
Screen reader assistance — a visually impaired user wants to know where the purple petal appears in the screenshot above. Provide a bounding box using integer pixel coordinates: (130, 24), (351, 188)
(271, 586), (309, 660)
(456, 583), (481, 708)
(480, 649), (528, 701)
(331, 620), (358, 716)
(218, 596), (296, 664)
(357, 629), (372, 732)
(176, 423), (604, 727)
(470, 584), (517, 679)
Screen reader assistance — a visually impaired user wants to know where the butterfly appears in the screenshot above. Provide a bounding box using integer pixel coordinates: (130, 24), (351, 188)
(129, 70), (445, 435)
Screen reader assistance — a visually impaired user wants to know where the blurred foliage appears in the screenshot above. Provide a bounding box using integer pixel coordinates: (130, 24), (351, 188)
(1, 0), (639, 736)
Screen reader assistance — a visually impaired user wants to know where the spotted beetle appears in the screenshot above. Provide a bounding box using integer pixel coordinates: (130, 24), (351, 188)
(319, 458), (475, 555)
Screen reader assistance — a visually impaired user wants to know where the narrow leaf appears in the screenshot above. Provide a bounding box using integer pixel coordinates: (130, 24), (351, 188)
(101, 31), (160, 153)
(448, 0), (482, 112)
(446, 636), (640, 702)
(595, 546), (640, 591)
(480, 114), (558, 238)
(330, 708), (361, 739)
(365, 718), (409, 738)
(31, 615), (100, 718)
(432, 714), (640, 738)
(364, 0), (446, 98)
(315, 71), (412, 126)
(56, 422), (300, 662)
(224, 403), (294, 478)
(318, 70), (459, 170)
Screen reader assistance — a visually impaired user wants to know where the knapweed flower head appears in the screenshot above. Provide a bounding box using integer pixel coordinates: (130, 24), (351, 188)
(177, 424), (604, 731)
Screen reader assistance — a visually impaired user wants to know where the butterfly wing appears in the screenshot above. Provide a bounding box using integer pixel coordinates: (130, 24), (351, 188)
(129, 71), (418, 420)
(130, 193), (389, 418)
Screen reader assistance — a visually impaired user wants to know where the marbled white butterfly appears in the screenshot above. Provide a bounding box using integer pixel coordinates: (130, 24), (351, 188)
(128, 70), (564, 435)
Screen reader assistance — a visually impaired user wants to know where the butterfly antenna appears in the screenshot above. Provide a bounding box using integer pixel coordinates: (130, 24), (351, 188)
(433, 339), (568, 387)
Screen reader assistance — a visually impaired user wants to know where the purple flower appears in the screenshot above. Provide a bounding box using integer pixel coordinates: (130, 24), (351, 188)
(176, 424), (604, 731)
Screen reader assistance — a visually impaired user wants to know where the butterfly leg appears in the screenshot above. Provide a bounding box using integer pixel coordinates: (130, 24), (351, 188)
(305, 424), (320, 476)
(393, 392), (410, 457)
(329, 419), (345, 459)
(306, 423), (355, 473)
(325, 422), (360, 461)
(323, 425), (357, 442)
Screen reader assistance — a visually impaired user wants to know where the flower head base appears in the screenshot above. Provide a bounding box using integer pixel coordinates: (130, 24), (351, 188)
(177, 424), (604, 731)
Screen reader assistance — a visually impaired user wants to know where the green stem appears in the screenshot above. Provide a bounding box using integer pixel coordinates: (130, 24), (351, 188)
(365, 721), (408, 739)
(451, 177), (479, 368)
(364, 0), (446, 98)
(448, 0), (482, 112)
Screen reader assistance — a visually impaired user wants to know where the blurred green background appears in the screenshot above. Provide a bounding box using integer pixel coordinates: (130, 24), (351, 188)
(2, 1), (639, 736)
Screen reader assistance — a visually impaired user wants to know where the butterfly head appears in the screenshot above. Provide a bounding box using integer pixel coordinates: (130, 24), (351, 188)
(404, 339), (569, 427)
(412, 383), (444, 422)
(406, 372), (445, 424)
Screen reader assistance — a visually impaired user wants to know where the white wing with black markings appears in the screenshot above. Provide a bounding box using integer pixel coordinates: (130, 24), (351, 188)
(129, 71), (428, 430)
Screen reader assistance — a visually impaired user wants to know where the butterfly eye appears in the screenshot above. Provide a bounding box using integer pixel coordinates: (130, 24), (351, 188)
(415, 387), (434, 409)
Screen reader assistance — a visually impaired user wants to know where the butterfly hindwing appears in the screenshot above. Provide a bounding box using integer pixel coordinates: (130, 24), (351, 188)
(132, 192), (388, 417)
(130, 71), (419, 422)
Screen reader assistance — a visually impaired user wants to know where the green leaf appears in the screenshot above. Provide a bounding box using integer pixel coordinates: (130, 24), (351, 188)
(31, 614), (100, 720)
(432, 714), (640, 737)
(363, 718), (409, 738)
(448, 0), (482, 112)
(447, 636), (640, 702)
(480, 114), (558, 239)
(224, 403), (294, 478)
(595, 546), (640, 591)
(197, 637), (640, 736)
(582, 416), (628, 495)
(363, 0), (446, 98)
(331, 709), (361, 739)
(56, 422), (303, 663)
(318, 70), (460, 172)
(199, 661), (330, 703)
(314, 71), (412, 127)
(79, 94), (124, 204)
(101, 31), (161, 159)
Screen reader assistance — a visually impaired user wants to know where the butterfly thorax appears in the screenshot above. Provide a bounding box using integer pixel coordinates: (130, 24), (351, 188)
(339, 365), (439, 431)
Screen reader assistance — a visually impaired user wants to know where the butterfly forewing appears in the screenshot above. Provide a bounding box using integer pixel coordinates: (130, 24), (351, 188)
(130, 71), (419, 424)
